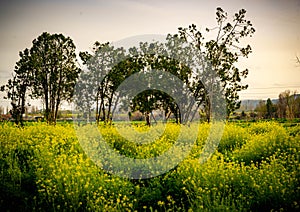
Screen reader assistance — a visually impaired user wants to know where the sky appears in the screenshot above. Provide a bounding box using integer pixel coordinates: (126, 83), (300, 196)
(0, 0), (300, 109)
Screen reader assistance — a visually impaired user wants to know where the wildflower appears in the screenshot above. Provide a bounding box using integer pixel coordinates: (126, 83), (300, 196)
(157, 201), (165, 206)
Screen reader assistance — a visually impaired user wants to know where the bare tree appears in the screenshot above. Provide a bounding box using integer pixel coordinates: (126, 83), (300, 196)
(277, 90), (297, 119)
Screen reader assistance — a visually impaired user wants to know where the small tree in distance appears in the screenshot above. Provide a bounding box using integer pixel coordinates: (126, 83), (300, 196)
(266, 98), (276, 119)
(277, 90), (298, 119)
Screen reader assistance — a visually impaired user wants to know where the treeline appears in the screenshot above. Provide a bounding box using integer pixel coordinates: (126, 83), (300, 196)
(254, 90), (300, 119)
(1, 8), (256, 125)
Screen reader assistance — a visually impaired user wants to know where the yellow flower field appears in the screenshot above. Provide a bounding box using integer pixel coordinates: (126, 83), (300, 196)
(0, 121), (299, 211)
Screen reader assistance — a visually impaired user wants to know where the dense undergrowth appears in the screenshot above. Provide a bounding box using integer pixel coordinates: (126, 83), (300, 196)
(0, 121), (299, 211)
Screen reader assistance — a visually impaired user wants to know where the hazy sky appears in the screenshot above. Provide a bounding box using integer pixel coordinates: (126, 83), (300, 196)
(0, 0), (300, 107)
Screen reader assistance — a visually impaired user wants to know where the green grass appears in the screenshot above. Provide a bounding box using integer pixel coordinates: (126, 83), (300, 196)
(0, 121), (299, 211)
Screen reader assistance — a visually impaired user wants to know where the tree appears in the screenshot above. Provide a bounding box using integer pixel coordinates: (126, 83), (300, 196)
(178, 8), (255, 121)
(30, 32), (80, 124)
(241, 110), (246, 119)
(124, 39), (187, 125)
(124, 37), (197, 125)
(295, 95), (300, 118)
(277, 90), (298, 119)
(78, 37), (195, 126)
(78, 42), (127, 124)
(266, 98), (276, 119)
(255, 100), (267, 119)
(1, 32), (80, 125)
(76, 8), (254, 125)
(1, 48), (32, 126)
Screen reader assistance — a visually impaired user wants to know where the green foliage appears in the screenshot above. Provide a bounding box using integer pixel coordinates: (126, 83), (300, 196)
(78, 36), (196, 125)
(30, 32), (80, 124)
(78, 8), (255, 126)
(78, 42), (126, 124)
(178, 8), (255, 119)
(0, 49), (32, 126)
(1, 32), (80, 125)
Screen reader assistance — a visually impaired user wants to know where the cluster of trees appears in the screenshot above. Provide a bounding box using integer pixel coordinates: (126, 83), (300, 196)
(252, 56), (300, 120)
(76, 8), (254, 125)
(0, 33), (80, 125)
(255, 90), (300, 119)
(1, 8), (255, 125)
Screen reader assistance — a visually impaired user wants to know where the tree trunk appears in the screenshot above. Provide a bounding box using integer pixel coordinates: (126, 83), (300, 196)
(101, 101), (106, 123)
(205, 103), (211, 123)
(174, 110), (179, 124)
(111, 93), (120, 121)
(96, 88), (100, 124)
(20, 92), (26, 127)
(145, 112), (151, 126)
(54, 98), (60, 125)
(106, 90), (115, 124)
(164, 110), (171, 122)
(44, 88), (50, 123)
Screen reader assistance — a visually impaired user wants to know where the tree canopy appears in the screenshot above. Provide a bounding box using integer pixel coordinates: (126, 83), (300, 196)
(75, 8), (254, 125)
(178, 7), (255, 120)
(1, 32), (80, 125)
(2, 8), (255, 125)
